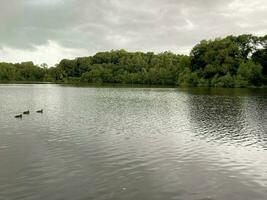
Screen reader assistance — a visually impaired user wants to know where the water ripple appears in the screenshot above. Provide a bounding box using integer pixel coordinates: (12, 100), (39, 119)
(0, 85), (266, 200)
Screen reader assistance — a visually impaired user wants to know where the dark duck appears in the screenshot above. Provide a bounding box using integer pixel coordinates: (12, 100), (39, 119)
(36, 109), (43, 113)
(15, 114), (22, 118)
(23, 110), (30, 114)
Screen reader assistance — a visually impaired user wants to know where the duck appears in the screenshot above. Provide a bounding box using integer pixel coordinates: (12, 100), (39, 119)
(15, 114), (22, 118)
(23, 110), (30, 115)
(36, 109), (43, 113)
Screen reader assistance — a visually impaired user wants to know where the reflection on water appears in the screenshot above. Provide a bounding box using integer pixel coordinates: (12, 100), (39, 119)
(0, 84), (266, 200)
(187, 93), (267, 149)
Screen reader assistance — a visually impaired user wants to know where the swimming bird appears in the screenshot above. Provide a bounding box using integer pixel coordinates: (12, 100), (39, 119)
(15, 114), (22, 118)
(23, 110), (30, 114)
(36, 109), (43, 113)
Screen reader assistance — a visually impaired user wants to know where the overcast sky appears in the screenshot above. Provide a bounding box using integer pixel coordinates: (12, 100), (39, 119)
(0, 0), (266, 66)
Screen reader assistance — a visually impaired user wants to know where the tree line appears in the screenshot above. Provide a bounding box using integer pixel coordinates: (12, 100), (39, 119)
(1, 34), (266, 87)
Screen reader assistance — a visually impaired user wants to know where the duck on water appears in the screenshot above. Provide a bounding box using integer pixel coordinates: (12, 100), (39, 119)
(15, 114), (22, 118)
(36, 109), (43, 113)
(14, 109), (43, 118)
(23, 110), (30, 114)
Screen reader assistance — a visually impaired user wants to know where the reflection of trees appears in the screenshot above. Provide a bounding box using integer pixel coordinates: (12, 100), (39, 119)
(186, 88), (267, 149)
(241, 96), (267, 149)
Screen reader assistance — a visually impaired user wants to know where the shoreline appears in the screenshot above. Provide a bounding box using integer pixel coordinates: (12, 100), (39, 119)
(0, 81), (266, 89)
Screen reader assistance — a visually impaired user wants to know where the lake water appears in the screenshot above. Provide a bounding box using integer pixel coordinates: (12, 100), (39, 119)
(0, 84), (266, 200)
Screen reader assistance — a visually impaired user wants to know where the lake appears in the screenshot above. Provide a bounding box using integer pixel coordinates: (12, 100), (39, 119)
(0, 84), (266, 200)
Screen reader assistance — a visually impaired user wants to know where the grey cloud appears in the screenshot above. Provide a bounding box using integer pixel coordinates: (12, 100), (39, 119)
(0, 0), (266, 64)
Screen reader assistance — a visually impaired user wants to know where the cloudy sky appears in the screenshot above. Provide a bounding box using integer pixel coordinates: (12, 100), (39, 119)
(0, 0), (266, 66)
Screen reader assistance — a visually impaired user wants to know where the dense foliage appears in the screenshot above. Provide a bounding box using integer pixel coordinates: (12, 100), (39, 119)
(0, 62), (49, 82)
(1, 34), (266, 87)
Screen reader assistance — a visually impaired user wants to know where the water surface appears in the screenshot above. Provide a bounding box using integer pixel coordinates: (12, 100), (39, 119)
(0, 84), (266, 200)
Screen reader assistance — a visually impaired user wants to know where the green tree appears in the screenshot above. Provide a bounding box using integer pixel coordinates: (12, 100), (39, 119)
(237, 61), (263, 86)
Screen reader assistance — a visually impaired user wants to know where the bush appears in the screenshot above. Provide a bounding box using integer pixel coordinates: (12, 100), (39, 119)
(237, 61), (263, 86)
(210, 73), (235, 88)
(197, 78), (210, 87)
(235, 75), (249, 87)
(177, 69), (199, 87)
